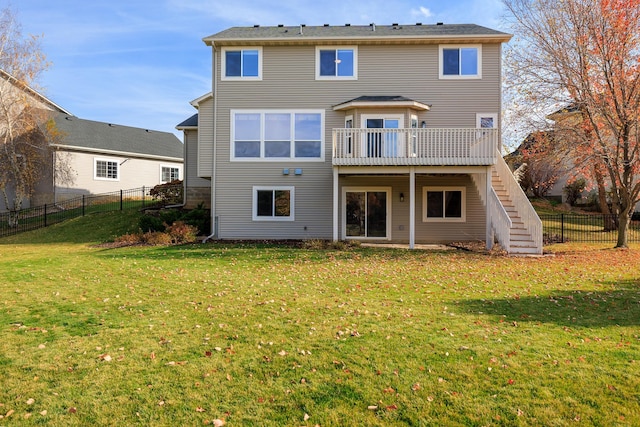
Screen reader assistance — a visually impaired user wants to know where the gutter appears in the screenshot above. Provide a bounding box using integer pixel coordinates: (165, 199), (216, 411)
(204, 40), (218, 243)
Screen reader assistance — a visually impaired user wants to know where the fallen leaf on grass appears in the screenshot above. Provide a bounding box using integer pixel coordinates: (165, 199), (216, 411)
(40, 410), (47, 416)
(411, 383), (421, 391)
(5, 409), (15, 418)
(386, 404), (398, 411)
(212, 419), (225, 427)
(68, 407), (77, 414)
(304, 413), (310, 421)
(367, 405), (378, 410)
(98, 354), (112, 362)
(196, 407), (206, 412)
(26, 398), (35, 405)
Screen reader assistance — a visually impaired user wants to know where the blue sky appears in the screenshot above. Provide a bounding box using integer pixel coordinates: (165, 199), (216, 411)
(11, 0), (506, 137)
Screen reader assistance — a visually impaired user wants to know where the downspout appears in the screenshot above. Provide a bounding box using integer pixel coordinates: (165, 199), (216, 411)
(204, 40), (218, 242)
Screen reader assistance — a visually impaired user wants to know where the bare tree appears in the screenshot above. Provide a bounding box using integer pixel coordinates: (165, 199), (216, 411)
(503, 0), (640, 248)
(0, 7), (66, 221)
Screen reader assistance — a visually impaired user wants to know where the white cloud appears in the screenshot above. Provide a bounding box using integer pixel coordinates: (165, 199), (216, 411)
(411, 6), (433, 19)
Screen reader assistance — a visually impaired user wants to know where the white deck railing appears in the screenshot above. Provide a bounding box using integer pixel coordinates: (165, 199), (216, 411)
(492, 151), (543, 252)
(332, 128), (499, 166)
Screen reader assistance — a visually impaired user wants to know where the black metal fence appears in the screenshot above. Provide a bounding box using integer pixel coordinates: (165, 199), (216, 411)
(540, 214), (640, 244)
(0, 186), (180, 239)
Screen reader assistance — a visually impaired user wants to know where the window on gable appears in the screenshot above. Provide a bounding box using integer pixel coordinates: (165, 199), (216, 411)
(253, 186), (294, 221)
(440, 45), (481, 79)
(232, 110), (324, 161)
(423, 187), (466, 222)
(316, 47), (357, 79)
(161, 166), (180, 183)
(223, 48), (261, 79)
(95, 159), (118, 180)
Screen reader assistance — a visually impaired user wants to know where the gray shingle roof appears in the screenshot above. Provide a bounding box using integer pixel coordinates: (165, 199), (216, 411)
(176, 113), (198, 128)
(51, 112), (183, 160)
(205, 23), (511, 44)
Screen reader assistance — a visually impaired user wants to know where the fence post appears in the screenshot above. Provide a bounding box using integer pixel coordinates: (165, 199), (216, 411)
(561, 214), (565, 242)
(120, 190), (123, 211)
(142, 186), (145, 208)
(82, 195), (85, 216)
(44, 204), (47, 227)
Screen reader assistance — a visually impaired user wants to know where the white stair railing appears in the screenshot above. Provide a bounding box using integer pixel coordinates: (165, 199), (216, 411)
(492, 151), (543, 253)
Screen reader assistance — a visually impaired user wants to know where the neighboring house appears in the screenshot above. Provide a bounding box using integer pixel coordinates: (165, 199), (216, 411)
(0, 70), (184, 210)
(40, 111), (184, 205)
(178, 23), (542, 254)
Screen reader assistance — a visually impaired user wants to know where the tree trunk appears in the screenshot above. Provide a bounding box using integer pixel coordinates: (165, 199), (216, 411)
(594, 167), (617, 231)
(615, 209), (631, 248)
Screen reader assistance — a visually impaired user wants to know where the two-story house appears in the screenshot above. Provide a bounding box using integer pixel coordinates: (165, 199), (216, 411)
(179, 23), (542, 255)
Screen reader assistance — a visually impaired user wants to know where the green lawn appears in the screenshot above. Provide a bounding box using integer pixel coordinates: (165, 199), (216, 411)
(0, 211), (639, 426)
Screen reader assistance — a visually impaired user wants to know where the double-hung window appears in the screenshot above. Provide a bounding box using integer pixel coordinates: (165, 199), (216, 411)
(439, 45), (481, 79)
(222, 47), (262, 80)
(316, 47), (357, 79)
(95, 159), (118, 180)
(161, 166), (180, 183)
(253, 186), (294, 221)
(423, 187), (466, 222)
(232, 110), (324, 160)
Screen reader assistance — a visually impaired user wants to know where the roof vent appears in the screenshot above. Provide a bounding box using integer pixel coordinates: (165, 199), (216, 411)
(323, 23), (329, 27)
(65, 116), (72, 120)
(299, 24), (304, 35)
(278, 24), (284, 27)
(370, 23), (376, 31)
(145, 129), (151, 133)
(392, 23), (398, 26)
(416, 22), (422, 26)
(345, 23), (351, 26)
(253, 24), (260, 28)
(108, 123), (115, 127)
(436, 22), (444, 25)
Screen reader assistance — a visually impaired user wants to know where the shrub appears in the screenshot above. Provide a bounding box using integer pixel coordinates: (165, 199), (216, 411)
(166, 221), (198, 244)
(114, 233), (140, 245)
(149, 180), (183, 205)
(180, 203), (210, 235)
(138, 215), (165, 233)
(159, 208), (183, 225)
(140, 231), (172, 245)
(563, 178), (586, 206)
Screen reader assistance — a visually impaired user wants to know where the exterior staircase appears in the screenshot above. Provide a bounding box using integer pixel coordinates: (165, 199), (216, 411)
(488, 153), (543, 255)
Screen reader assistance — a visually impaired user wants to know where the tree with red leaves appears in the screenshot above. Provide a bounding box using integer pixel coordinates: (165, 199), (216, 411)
(504, 0), (640, 247)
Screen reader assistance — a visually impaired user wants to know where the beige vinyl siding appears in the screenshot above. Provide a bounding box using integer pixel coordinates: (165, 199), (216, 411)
(197, 97), (214, 178)
(184, 128), (211, 208)
(338, 174), (485, 243)
(212, 42), (502, 239)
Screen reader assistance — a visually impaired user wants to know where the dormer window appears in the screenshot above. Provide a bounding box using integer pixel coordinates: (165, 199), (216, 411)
(316, 47), (357, 80)
(222, 47), (262, 80)
(439, 45), (482, 79)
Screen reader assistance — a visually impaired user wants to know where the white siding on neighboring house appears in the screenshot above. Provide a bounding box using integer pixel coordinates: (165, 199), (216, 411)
(54, 150), (182, 200)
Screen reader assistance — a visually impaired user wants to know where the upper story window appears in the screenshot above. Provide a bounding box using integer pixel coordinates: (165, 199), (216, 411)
(316, 47), (357, 80)
(439, 45), (482, 79)
(231, 110), (324, 161)
(222, 47), (262, 80)
(95, 159), (118, 181)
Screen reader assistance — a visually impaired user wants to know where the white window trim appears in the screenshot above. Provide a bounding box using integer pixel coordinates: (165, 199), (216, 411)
(476, 113), (498, 129)
(221, 47), (263, 81)
(342, 186), (392, 241)
(315, 46), (358, 80)
(422, 186), (466, 222)
(439, 44), (482, 80)
(160, 164), (181, 183)
(230, 109), (325, 162)
(94, 158), (119, 181)
(252, 186), (295, 221)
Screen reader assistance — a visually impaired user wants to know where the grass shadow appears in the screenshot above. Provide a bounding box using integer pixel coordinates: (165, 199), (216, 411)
(459, 279), (640, 328)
